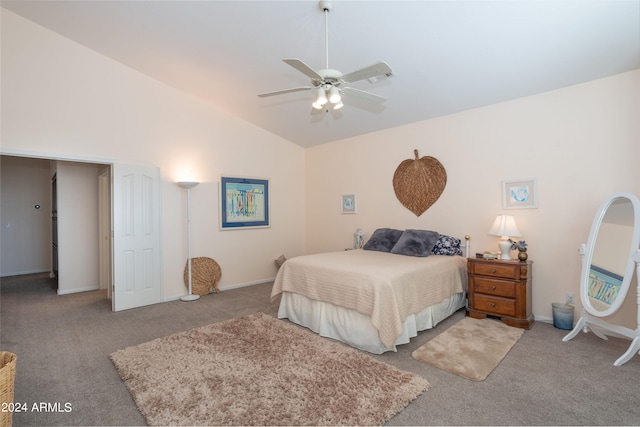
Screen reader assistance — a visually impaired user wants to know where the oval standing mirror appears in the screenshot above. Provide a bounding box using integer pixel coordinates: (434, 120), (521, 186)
(564, 192), (640, 366)
(581, 193), (640, 317)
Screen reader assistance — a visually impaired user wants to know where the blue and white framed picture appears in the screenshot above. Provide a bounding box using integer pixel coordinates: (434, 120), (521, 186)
(219, 175), (270, 229)
(341, 194), (357, 214)
(502, 178), (538, 209)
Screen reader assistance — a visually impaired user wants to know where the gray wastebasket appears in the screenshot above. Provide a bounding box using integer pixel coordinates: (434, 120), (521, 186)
(552, 303), (574, 330)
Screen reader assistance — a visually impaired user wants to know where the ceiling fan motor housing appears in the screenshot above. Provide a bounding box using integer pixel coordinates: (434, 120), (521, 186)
(313, 69), (343, 88)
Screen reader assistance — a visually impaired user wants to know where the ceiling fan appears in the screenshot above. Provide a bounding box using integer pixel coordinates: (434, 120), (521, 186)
(258, 0), (393, 111)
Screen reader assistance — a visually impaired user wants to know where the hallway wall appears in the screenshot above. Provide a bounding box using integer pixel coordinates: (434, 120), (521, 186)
(0, 156), (51, 276)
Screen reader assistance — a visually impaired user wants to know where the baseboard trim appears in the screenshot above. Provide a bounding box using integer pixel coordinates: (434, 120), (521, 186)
(0, 269), (51, 278)
(163, 277), (275, 303)
(57, 286), (100, 295)
(220, 277), (275, 291)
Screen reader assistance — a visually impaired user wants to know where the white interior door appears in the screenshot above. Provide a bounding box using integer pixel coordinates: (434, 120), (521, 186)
(112, 163), (162, 311)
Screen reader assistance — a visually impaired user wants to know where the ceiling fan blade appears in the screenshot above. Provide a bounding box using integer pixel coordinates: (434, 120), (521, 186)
(283, 58), (323, 80)
(342, 87), (386, 103)
(258, 86), (313, 98)
(341, 61), (393, 84)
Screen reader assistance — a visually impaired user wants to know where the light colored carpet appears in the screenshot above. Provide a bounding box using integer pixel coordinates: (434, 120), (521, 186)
(412, 316), (524, 381)
(110, 312), (430, 426)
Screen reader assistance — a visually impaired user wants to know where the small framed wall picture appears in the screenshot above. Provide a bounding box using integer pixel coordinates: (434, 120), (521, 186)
(341, 194), (357, 214)
(502, 178), (538, 209)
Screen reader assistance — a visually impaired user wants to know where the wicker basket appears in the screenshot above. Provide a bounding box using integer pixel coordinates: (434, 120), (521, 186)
(0, 352), (16, 427)
(183, 257), (222, 295)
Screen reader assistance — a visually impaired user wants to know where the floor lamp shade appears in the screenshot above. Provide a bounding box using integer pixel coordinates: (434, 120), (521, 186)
(178, 181), (200, 301)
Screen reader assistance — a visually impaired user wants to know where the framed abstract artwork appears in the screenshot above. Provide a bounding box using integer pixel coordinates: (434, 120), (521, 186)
(219, 175), (270, 229)
(502, 178), (538, 209)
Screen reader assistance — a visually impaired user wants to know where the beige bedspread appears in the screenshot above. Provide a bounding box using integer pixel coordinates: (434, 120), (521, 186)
(271, 250), (467, 348)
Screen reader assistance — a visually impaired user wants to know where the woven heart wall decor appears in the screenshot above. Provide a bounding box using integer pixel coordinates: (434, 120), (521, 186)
(393, 149), (447, 216)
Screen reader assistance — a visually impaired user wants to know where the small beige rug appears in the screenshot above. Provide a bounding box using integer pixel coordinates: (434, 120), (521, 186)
(111, 312), (429, 426)
(412, 316), (524, 381)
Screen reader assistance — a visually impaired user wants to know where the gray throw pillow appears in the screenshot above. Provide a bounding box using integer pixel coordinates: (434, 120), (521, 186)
(391, 229), (440, 257)
(363, 228), (404, 252)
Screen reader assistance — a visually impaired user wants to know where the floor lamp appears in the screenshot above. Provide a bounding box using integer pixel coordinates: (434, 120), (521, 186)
(178, 181), (200, 302)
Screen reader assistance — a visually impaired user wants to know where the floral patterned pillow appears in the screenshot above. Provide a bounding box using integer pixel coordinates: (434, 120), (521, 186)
(431, 235), (463, 256)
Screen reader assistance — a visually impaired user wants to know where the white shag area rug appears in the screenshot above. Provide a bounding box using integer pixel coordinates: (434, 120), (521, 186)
(110, 312), (430, 426)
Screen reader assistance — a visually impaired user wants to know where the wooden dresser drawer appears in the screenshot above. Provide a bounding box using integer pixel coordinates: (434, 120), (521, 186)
(472, 262), (520, 279)
(474, 294), (516, 317)
(471, 277), (516, 298)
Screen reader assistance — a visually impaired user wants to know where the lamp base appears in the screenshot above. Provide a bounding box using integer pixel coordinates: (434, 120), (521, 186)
(498, 239), (513, 261)
(180, 294), (201, 302)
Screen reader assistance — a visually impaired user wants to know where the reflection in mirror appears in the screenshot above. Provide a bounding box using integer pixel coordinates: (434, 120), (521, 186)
(587, 198), (635, 314)
(563, 192), (640, 366)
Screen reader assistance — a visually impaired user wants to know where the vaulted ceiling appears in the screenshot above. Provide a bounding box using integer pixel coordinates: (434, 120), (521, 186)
(3, 0), (639, 148)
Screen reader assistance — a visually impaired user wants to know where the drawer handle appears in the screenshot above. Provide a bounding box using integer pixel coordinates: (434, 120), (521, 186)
(491, 286), (497, 290)
(490, 269), (497, 273)
(491, 303), (496, 307)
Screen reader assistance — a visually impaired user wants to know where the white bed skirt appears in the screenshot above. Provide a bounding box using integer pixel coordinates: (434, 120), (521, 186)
(277, 291), (466, 354)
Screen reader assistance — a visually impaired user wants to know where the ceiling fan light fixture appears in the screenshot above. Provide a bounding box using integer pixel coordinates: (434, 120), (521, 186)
(314, 87), (328, 107)
(333, 100), (344, 110)
(328, 86), (341, 104)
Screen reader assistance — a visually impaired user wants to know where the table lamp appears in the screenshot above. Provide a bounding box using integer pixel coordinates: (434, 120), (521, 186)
(488, 214), (521, 261)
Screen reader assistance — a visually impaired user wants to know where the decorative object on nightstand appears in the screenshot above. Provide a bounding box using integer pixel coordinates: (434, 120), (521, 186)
(178, 181), (200, 302)
(511, 240), (528, 261)
(466, 257), (534, 329)
(353, 228), (365, 249)
(488, 214), (521, 261)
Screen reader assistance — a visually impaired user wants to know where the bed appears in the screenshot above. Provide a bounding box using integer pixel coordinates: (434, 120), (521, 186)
(271, 229), (469, 354)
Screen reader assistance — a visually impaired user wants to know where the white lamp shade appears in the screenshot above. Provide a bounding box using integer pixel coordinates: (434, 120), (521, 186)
(488, 214), (521, 238)
(328, 86), (341, 104)
(177, 181), (199, 189)
(315, 87), (328, 106)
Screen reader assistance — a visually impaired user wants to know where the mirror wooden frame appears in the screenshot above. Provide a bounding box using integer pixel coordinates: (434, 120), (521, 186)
(563, 192), (640, 366)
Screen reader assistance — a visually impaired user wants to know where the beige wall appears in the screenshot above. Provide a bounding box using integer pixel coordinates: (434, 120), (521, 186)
(1, 10), (307, 300)
(0, 156), (51, 276)
(306, 69), (640, 323)
(55, 161), (101, 294)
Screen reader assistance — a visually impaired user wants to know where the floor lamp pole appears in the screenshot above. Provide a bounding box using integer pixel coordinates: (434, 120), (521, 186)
(178, 181), (200, 302)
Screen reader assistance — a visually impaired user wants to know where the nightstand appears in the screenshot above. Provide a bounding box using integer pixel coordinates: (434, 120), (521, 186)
(467, 258), (534, 329)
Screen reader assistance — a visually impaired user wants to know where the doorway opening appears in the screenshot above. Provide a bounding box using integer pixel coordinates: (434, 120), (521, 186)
(0, 155), (111, 302)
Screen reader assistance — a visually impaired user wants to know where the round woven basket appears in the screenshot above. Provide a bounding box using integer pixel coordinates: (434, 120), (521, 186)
(0, 352), (16, 427)
(183, 257), (221, 295)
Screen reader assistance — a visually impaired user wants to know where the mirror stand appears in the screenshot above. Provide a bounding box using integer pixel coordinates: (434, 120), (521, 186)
(563, 247), (640, 366)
